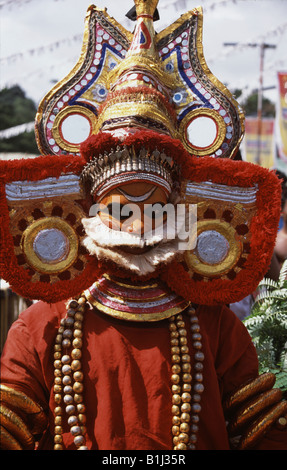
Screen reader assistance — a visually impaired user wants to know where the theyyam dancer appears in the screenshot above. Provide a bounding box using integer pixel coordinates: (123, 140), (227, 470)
(0, 0), (286, 450)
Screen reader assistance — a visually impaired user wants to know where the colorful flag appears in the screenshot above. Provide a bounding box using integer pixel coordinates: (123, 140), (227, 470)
(243, 117), (275, 168)
(275, 71), (287, 174)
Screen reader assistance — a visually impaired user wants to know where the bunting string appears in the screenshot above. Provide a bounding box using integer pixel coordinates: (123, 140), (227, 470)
(0, 122), (35, 139)
(207, 22), (287, 65)
(0, 0), (287, 65)
(0, 0), (63, 10)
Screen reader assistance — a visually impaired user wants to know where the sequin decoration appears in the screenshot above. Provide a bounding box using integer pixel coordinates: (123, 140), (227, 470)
(156, 10), (244, 158)
(36, 8), (131, 156)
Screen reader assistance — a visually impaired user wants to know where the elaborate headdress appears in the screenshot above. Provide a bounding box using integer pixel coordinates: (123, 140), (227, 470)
(0, 0), (281, 305)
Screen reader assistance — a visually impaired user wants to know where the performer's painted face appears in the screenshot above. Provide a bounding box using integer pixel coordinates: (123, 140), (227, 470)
(96, 182), (168, 237)
(81, 180), (185, 275)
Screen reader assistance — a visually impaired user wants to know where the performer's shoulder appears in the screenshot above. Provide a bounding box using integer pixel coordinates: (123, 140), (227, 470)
(18, 299), (67, 326)
(197, 303), (244, 328)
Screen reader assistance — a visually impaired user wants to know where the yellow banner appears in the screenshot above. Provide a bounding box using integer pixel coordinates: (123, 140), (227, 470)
(243, 117), (274, 168)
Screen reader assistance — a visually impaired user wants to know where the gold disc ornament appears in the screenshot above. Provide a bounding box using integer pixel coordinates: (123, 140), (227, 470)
(21, 217), (79, 275)
(185, 220), (242, 277)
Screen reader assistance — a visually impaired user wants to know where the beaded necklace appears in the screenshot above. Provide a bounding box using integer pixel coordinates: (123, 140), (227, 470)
(169, 308), (204, 450)
(53, 295), (204, 450)
(53, 295), (88, 450)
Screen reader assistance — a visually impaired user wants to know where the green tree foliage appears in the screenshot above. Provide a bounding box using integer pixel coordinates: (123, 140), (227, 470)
(0, 86), (38, 154)
(243, 261), (287, 397)
(233, 88), (275, 117)
(242, 93), (275, 117)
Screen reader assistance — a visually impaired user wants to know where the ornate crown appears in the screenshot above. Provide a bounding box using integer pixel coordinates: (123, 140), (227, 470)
(35, 0), (245, 199)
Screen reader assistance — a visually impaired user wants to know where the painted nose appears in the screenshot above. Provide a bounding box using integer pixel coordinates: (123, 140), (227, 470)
(126, 217), (145, 235)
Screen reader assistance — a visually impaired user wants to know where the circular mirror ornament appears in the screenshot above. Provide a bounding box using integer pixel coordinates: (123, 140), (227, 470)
(184, 220), (242, 277)
(33, 229), (70, 264)
(196, 230), (229, 265)
(52, 105), (97, 153)
(179, 108), (226, 156)
(21, 217), (79, 274)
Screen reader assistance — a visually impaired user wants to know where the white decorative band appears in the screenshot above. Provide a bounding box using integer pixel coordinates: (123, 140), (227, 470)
(5, 174), (82, 201)
(185, 181), (257, 204)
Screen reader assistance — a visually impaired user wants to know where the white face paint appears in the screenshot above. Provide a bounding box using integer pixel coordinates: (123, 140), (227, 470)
(81, 182), (196, 275)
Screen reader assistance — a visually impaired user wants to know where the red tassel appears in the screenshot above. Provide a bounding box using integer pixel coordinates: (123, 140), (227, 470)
(162, 159), (282, 305)
(80, 129), (190, 164)
(0, 155), (97, 302)
(0, 150), (282, 305)
(0, 154), (86, 183)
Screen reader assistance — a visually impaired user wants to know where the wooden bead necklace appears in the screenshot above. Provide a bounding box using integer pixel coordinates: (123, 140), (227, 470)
(169, 306), (204, 450)
(53, 295), (88, 450)
(53, 298), (204, 450)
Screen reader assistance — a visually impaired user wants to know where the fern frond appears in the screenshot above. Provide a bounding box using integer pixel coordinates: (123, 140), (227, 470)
(253, 291), (274, 304)
(244, 268), (287, 387)
(266, 288), (287, 299)
(258, 278), (278, 290)
(254, 289), (287, 305)
(279, 260), (287, 288)
(244, 315), (265, 329)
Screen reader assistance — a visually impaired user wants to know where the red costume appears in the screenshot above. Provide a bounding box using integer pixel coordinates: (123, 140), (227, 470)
(1, 297), (286, 450)
(1, 0), (286, 451)
(0, 301), (274, 450)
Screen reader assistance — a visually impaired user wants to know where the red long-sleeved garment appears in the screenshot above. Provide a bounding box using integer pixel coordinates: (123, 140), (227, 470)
(1, 300), (286, 450)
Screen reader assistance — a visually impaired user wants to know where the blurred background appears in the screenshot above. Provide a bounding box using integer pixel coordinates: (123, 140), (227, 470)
(0, 0), (287, 349)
